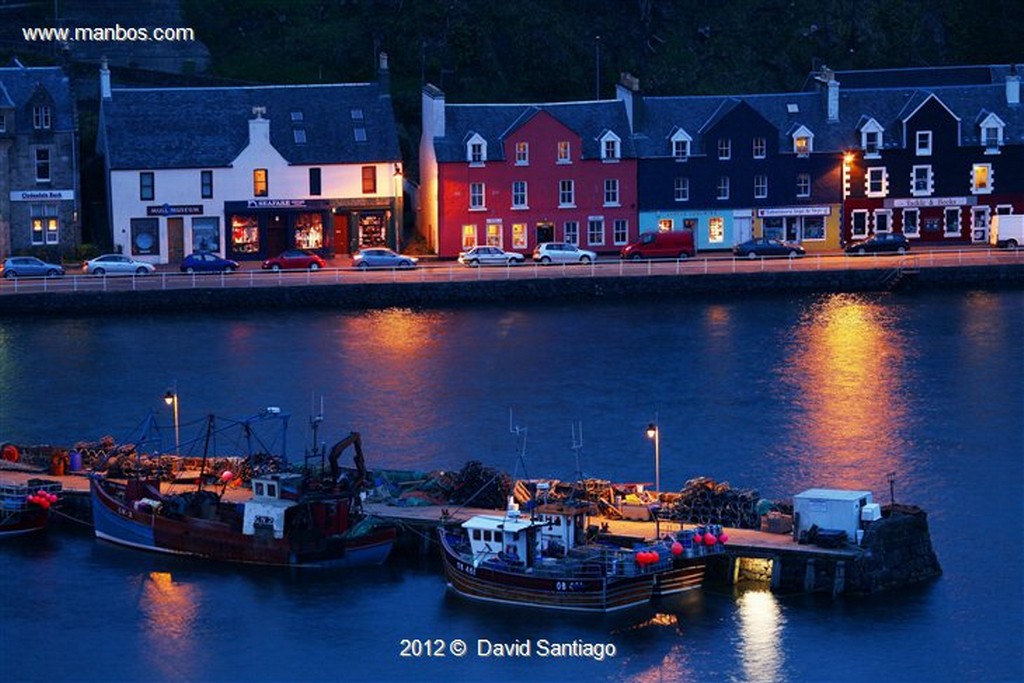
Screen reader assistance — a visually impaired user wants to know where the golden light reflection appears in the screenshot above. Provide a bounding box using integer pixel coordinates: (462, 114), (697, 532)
(735, 589), (785, 683)
(354, 308), (446, 361)
(623, 644), (693, 683)
(139, 571), (200, 679)
(786, 295), (907, 487)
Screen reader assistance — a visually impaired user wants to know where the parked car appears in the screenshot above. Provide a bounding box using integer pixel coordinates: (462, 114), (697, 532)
(352, 247), (418, 269)
(180, 252), (239, 274)
(532, 242), (597, 265)
(620, 230), (695, 260)
(83, 254), (156, 276)
(458, 245), (525, 267)
(261, 249), (326, 271)
(732, 237), (806, 259)
(845, 233), (911, 255)
(1, 256), (65, 279)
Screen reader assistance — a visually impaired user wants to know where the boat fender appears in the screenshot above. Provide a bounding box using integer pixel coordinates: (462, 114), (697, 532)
(1, 443), (19, 463)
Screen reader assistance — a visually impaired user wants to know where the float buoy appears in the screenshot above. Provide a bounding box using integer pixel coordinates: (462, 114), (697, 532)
(1, 443), (19, 463)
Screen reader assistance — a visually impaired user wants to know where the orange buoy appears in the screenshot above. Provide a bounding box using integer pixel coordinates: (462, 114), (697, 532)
(1, 443), (19, 463)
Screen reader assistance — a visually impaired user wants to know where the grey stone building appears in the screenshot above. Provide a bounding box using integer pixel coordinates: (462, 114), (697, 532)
(0, 58), (80, 259)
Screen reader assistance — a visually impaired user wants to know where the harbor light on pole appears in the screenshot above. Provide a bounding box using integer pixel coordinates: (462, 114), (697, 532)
(646, 418), (661, 539)
(164, 384), (179, 455)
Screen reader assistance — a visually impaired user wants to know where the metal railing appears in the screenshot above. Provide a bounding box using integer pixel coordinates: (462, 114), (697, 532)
(1, 247), (1021, 296)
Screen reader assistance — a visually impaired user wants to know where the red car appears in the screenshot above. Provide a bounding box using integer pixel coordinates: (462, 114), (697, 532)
(261, 249), (326, 271)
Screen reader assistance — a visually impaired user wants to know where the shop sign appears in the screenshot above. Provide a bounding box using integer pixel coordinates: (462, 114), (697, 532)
(10, 189), (75, 201)
(757, 206), (831, 217)
(147, 204), (204, 216)
(888, 196), (975, 209)
(225, 199), (332, 211)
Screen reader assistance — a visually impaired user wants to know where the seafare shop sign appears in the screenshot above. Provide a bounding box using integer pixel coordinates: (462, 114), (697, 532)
(10, 189), (75, 201)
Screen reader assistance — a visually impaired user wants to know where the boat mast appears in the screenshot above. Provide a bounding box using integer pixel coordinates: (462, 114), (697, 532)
(197, 414), (214, 492)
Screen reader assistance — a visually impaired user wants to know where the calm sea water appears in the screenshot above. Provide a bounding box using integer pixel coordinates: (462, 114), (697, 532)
(1, 289), (1022, 683)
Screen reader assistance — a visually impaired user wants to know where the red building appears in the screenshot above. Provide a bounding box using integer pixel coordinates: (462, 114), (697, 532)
(420, 85), (637, 259)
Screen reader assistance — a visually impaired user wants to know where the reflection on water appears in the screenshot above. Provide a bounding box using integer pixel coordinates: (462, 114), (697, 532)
(138, 571), (200, 680)
(734, 589), (785, 683)
(784, 294), (910, 489)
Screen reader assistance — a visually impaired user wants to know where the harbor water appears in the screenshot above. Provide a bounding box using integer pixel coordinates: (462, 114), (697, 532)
(1, 288), (1022, 682)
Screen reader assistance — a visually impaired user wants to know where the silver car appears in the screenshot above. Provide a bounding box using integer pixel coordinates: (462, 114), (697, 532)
(532, 242), (597, 264)
(1, 256), (65, 278)
(457, 246), (525, 267)
(84, 254), (156, 276)
(352, 248), (418, 269)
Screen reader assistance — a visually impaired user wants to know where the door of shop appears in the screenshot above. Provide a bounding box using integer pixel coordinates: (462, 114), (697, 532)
(536, 222), (554, 244)
(267, 215), (287, 256)
(167, 218), (184, 263)
(333, 213), (350, 255)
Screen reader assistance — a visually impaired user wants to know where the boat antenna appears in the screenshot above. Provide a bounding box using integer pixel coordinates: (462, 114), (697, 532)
(197, 414), (214, 493)
(310, 394), (325, 469)
(569, 421), (585, 501)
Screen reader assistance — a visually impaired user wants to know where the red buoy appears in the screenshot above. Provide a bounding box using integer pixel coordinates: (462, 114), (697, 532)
(671, 541), (683, 556)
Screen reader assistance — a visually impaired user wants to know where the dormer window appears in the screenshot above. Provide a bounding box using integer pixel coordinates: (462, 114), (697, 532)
(600, 131), (621, 161)
(916, 130), (932, 156)
(979, 113), (1005, 153)
(859, 118), (884, 158)
(290, 111), (304, 122)
(670, 129), (692, 160)
(33, 105), (51, 130)
(791, 125), (813, 156)
(467, 133), (487, 165)
(350, 108), (364, 120)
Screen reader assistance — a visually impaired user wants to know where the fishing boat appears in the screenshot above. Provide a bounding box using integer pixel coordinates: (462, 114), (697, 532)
(438, 496), (723, 612)
(0, 479), (62, 537)
(89, 414), (396, 567)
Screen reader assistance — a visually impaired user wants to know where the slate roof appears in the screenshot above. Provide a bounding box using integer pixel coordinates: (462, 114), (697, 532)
(101, 82), (400, 170)
(0, 63), (76, 131)
(634, 64), (1023, 157)
(434, 99), (635, 162)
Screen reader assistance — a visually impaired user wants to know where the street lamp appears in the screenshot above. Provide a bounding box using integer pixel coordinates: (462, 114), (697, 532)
(646, 418), (661, 539)
(164, 385), (179, 455)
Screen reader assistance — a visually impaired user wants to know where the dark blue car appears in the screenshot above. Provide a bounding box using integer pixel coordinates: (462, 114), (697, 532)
(180, 252), (239, 273)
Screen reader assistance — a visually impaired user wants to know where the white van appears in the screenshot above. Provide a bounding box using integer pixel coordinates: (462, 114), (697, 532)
(990, 214), (1024, 249)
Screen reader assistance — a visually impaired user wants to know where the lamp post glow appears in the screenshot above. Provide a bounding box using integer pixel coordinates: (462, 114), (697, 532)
(646, 418), (660, 539)
(164, 385), (179, 455)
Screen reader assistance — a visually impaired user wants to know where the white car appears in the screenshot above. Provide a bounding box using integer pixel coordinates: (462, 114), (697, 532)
(84, 254), (156, 276)
(532, 242), (597, 265)
(457, 246), (525, 267)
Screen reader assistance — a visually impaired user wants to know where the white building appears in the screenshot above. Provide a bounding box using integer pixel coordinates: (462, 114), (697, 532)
(96, 55), (402, 264)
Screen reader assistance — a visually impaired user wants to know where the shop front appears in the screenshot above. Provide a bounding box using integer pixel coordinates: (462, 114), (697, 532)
(757, 205), (838, 251)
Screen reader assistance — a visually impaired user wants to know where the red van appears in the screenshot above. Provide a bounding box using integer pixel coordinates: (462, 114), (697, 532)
(620, 230), (695, 260)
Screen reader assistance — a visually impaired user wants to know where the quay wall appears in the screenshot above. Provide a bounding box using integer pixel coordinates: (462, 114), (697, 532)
(0, 263), (1022, 317)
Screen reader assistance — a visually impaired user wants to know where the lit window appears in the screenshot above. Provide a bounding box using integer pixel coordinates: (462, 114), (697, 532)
(512, 223), (527, 249)
(462, 224), (477, 249)
(795, 136), (810, 155)
(515, 142), (529, 165)
(30, 204), (58, 245)
(253, 169), (267, 197)
(486, 221), (502, 247)
(140, 171), (155, 200)
(362, 166), (377, 194)
(557, 141), (571, 163)
(972, 164), (992, 194)
(658, 218), (674, 231)
(718, 138), (731, 160)
(708, 217), (724, 243)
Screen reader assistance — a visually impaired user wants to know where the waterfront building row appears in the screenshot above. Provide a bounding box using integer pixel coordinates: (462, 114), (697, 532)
(420, 64), (1024, 258)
